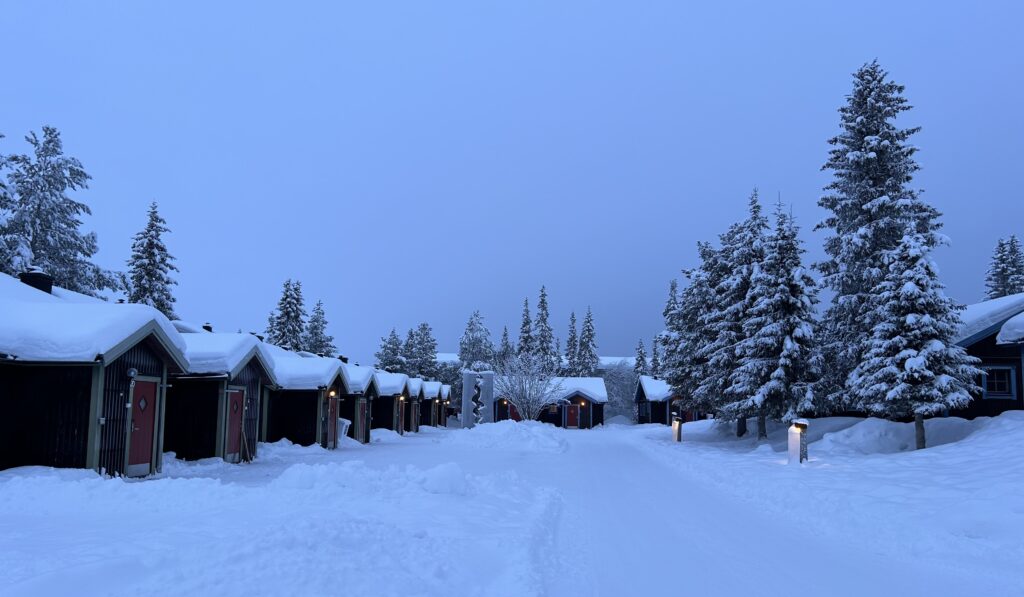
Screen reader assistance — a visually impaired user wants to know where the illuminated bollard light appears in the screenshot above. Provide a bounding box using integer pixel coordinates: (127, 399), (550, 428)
(788, 418), (809, 465)
(671, 415), (683, 443)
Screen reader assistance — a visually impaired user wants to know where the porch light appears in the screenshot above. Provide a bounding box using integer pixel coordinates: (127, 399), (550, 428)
(328, 389), (337, 398)
(788, 419), (809, 465)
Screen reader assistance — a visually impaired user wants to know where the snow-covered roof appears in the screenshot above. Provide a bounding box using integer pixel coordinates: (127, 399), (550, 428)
(637, 375), (674, 402)
(422, 381), (442, 400)
(997, 311), (1024, 345)
(437, 352), (461, 364)
(180, 332), (275, 381)
(552, 376), (608, 404)
(375, 371), (409, 396)
(406, 377), (424, 398)
(441, 384), (451, 399)
(342, 362), (377, 394)
(172, 320), (210, 334)
(0, 274), (187, 370)
(264, 344), (343, 390)
(956, 293), (1024, 346)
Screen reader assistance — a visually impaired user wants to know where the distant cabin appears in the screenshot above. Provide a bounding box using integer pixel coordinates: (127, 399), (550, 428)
(165, 327), (276, 463)
(340, 363), (378, 444)
(496, 377), (608, 429)
(439, 384), (452, 426)
(420, 381), (444, 427)
(373, 371), (410, 434)
(261, 346), (345, 449)
(0, 271), (188, 477)
(954, 293), (1024, 418)
(635, 375), (677, 425)
(404, 377), (424, 433)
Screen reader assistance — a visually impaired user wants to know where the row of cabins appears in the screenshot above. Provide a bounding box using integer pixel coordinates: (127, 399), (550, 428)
(0, 271), (451, 477)
(634, 292), (1024, 425)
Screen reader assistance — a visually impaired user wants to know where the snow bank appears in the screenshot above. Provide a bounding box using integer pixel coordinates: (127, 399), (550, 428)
(444, 420), (569, 453)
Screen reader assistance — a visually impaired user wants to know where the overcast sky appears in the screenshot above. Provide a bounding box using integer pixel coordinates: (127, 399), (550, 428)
(5, 2), (1023, 363)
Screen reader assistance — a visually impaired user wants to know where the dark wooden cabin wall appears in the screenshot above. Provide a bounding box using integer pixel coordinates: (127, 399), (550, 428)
(100, 343), (164, 476)
(957, 334), (1023, 418)
(265, 390), (318, 446)
(164, 379), (219, 461)
(371, 396), (397, 430)
(0, 364), (92, 471)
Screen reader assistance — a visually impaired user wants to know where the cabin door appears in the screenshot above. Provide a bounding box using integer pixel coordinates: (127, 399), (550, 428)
(328, 396), (339, 448)
(225, 389), (245, 462)
(358, 399), (368, 442)
(565, 405), (580, 428)
(397, 401), (405, 434)
(127, 380), (159, 476)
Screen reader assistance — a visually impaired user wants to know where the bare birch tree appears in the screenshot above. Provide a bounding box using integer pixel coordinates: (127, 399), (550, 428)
(493, 351), (564, 421)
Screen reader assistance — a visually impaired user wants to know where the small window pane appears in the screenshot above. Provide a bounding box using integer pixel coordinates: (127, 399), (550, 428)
(984, 369), (1014, 398)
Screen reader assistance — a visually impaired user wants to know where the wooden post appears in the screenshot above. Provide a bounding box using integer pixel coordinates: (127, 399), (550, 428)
(914, 414), (926, 450)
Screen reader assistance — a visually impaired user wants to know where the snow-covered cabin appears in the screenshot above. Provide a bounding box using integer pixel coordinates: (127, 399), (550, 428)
(420, 380), (444, 427)
(372, 371), (410, 434)
(0, 271), (188, 477)
(954, 293), (1024, 417)
(262, 346), (345, 449)
(340, 362), (378, 444)
(634, 375), (681, 425)
(440, 384), (452, 426)
(404, 377), (425, 433)
(164, 326), (276, 463)
(494, 376), (608, 428)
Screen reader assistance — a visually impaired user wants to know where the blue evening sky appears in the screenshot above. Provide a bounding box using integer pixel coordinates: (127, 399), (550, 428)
(5, 2), (1023, 363)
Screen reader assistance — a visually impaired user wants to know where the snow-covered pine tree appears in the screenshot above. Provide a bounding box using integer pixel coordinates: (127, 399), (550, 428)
(649, 337), (662, 377)
(984, 238), (1011, 299)
(0, 127), (118, 294)
(696, 191), (768, 434)
(848, 231), (981, 449)
(458, 310), (494, 370)
(576, 307), (599, 376)
(564, 312), (579, 375)
(402, 329), (417, 374)
(533, 286), (559, 370)
(375, 328), (405, 373)
(265, 279), (307, 349)
(412, 322), (439, 378)
(302, 300), (336, 356)
(816, 61), (937, 411)
(126, 202), (178, 319)
(496, 326), (516, 367)
(726, 204), (820, 438)
(0, 138), (14, 273)
(518, 298), (533, 356)
(1005, 235), (1024, 295)
(634, 339), (649, 377)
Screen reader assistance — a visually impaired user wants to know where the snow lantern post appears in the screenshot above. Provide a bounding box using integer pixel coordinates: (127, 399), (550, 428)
(671, 414), (683, 442)
(788, 419), (809, 465)
(461, 371), (481, 429)
(480, 371), (495, 424)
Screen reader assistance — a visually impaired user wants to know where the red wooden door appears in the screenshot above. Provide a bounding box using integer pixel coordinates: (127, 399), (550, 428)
(226, 390), (244, 457)
(397, 401), (405, 434)
(358, 400), (367, 442)
(128, 381), (158, 471)
(328, 396), (338, 447)
(510, 404), (522, 422)
(565, 405), (579, 428)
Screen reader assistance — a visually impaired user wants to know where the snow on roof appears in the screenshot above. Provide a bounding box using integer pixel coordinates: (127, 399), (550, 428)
(0, 273), (60, 302)
(180, 332), (274, 379)
(172, 320), (210, 334)
(997, 311), (1024, 345)
(50, 286), (106, 304)
(342, 362), (376, 394)
(375, 371), (409, 395)
(437, 352), (461, 364)
(956, 293), (1024, 345)
(638, 375), (674, 402)
(422, 381), (442, 399)
(441, 384), (451, 399)
(0, 295), (187, 368)
(553, 376), (608, 403)
(406, 377), (424, 397)
(264, 344), (342, 390)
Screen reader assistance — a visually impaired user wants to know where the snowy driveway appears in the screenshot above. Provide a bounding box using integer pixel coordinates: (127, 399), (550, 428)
(0, 421), (1018, 596)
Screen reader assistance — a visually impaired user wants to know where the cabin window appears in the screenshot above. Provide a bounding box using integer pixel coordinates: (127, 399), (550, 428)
(982, 367), (1016, 400)
(548, 405), (558, 414)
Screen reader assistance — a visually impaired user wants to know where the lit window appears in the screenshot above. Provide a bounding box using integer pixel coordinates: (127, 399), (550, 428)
(982, 367), (1016, 399)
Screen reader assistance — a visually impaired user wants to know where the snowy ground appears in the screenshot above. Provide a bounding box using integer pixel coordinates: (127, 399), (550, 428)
(2, 415), (1023, 596)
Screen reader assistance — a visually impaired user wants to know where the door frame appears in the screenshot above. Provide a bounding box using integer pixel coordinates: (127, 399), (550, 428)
(223, 385), (246, 463)
(124, 375), (162, 477)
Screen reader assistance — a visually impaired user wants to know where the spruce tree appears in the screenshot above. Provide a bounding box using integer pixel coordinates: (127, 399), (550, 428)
(517, 298), (533, 355)
(496, 326), (516, 367)
(816, 61), (937, 410)
(458, 310), (494, 369)
(126, 202), (178, 319)
(848, 231), (980, 449)
(564, 312), (579, 375)
(302, 300), (336, 356)
(0, 127), (117, 294)
(0, 138), (14, 273)
(649, 337), (662, 377)
(727, 204), (820, 438)
(412, 322), (439, 378)
(634, 339), (649, 377)
(375, 328), (405, 372)
(533, 286), (559, 369)
(985, 238), (1009, 299)
(402, 328), (417, 374)
(1006, 235), (1024, 295)
(577, 307), (599, 376)
(265, 279), (307, 349)
(696, 191), (768, 433)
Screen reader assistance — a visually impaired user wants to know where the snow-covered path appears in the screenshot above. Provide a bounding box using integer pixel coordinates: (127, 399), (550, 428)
(1, 421), (1019, 596)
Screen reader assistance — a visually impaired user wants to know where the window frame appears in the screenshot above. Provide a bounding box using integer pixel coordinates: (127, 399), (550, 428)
(981, 366), (1018, 400)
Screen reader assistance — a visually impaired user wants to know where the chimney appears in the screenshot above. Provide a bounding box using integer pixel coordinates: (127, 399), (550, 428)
(117, 298), (126, 304)
(339, 355), (349, 364)
(202, 323), (213, 332)
(18, 269), (53, 294)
